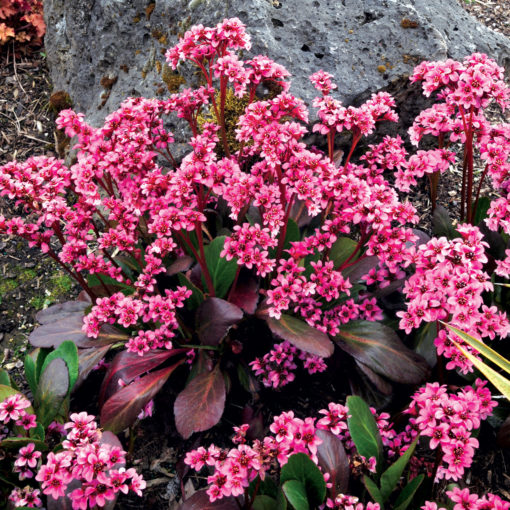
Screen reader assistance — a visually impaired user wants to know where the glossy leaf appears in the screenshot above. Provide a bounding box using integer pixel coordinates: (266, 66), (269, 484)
(0, 368), (10, 387)
(99, 349), (185, 406)
(393, 474), (424, 510)
(266, 315), (334, 358)
(363, 476), (384, 507)
(87, 273), (135, 296)
(316, 429), (349, 496)
(413, 322), (438, 368)
(335, 321), (429, 384)
(282, 480), (309, 510)
(355, 361), (392, 396)
(177, 272), (205, 310)
(75, 344), (111, 390)
(35, 301), (89, 324)
(24, 354), (37, 395)
(347, 395), (383, 473)
(29, 422), (45, 441)
(432, 205), (458, 239)
(473, 196), (491, 226)
(101, 362), (182, 433)
(167, 256), (194, 276)
(174, 365), (226, 439)
(252, 495), (279, 510)
(34, 358), (69, 427)
(229, 275), (259, 314)
(29, 312), (127, 349)
(204, 236), (238, 298)
(341, 255), (379, 283)
(380, 438), (418, 502)
(269, 219), (300, 258)
(179, 489), (240, 509)
(330, 237), (358, 268)
(443, 323), (510, 374)
(196, 297), (243, 346)
(40, 341), (79, 395)
(0, 436), (47, 451)
(280, 453), (326, 507)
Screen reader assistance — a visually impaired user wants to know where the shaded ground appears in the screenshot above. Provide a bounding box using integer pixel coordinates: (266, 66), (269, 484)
(1, 1), (510, 507)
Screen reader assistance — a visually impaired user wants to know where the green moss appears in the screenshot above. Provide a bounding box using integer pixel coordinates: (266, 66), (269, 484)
(197, 88), (251, 155)
(161, 64), (185, 92)
(50, 274), (73, 296)
(29, 296), (45, 310)
(18, 269), (37, 283)
(0, 279), (18, 296)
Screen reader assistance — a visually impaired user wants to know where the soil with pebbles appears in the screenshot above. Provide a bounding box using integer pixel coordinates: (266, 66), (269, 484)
(2, 2), (510, 507)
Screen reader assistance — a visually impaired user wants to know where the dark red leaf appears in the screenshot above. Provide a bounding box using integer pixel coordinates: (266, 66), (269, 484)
(196, 298), (243, 346)
(29, 314), (126, 349)
(316, 429), (350, 496)
(341, 256), (379, 283)
(99, 349), (186, 407)
(228, 275), (259, 314)
(355, 360), (393, 395)
(179, 489), (240, 509)
(101, 362), (182, 433)
(266, 314), (334, 358)
(35, 301), (89, 325)
(75, 345), (111, 390)
(335, 321), (429, 384)
(174, 366), (226, 439)
(167, 256), (194, 276)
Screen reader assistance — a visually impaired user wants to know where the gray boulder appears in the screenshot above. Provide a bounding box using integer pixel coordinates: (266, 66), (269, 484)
(44, 0), (510, 128)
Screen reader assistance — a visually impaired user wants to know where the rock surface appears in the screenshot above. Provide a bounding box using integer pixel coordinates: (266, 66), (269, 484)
(44, 0), (510, 128)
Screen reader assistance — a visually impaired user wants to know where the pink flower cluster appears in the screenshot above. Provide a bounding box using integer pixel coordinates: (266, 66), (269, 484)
(0, 393), (36, 430)
(423, 487), (509, 510)
(249, 340), (327, 388)
(397, 224), (510, 372)
(406, 380), (496, 481)
(8, 486), (43, 508)
(34, 412), (145, 509)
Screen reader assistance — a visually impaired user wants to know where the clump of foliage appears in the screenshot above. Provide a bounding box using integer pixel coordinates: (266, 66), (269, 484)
(0, 0), (45, 46)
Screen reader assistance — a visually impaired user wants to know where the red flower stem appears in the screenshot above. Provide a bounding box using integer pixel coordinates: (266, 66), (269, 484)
(195, 223), (216, 297)
(275, 195), (295, 262)
(465, 109), (475, 224)
(227, 265), (241, 303)
(219, 75), (231, 157)
(327, 130), (335, 161)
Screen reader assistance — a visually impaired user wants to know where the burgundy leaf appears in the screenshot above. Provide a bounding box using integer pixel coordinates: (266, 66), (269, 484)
(228, 275), (259, 314)
(101, 362), (182, 433)
(341, 256), (379, 283)
(99, 349), (186, 407)
(167, 256), (194, 276)
(316, 429), (350, 496)
(179, 489), (240, 509)
(355, 360), (393, 395)
(75, 345), (111, 390)
(174, 366), (226, 439)
(497, 416), (510, 448)
(266, 314), (334, 358)
(35, 301), (89, 324)
(29, 314), (127, 349)
(196, 298), (243, 346)
(335, 321), (429, 384)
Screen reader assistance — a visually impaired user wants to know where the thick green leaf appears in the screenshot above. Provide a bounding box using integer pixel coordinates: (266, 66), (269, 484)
(363, 476), (384, 507)
(196, 298), (243, 346)
(87, 273), (135, 295)
(413, 322), (438, 368)
(253, 495), (279, 510)
(393, 474), (424, 510)
(347, 395), (383, 473)
(249, 476), (278, 499)
(335, 321), (429, 384)
(204, 236), (238, 298)
(24, 354), (37, 395)
(330, 237), (358, 268)
(280, 453), (326, 507)
(35, 348), (49, 381)
(0, 368), (10, 387)
(473, 196), (491, 226)
(0, 436), (48, 451)
(40, 341), (79, 395)
(174, 365), (226, 439)
(177, 272), (205, 310)
(29, 422), (45, 441)
(282, 480), (309, 510)
(101, 362), (181, 433)
(266, 315), (334, 358)
(34, 358), (69, 427)
(380, 438), (418, 502)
